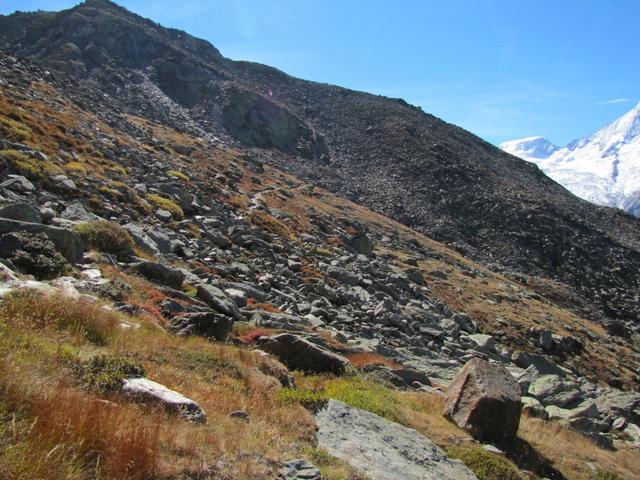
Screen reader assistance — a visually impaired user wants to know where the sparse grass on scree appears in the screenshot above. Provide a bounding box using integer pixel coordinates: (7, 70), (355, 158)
(0, 52), (638, 480)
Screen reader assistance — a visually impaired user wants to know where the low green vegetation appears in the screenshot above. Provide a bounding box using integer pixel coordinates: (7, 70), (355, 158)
(73, 220), (135, 255)
(3, 232), (69, 280)
(446, 446), (521, 480)
(147, 193), (184, 219)
(167, 169), (189, 181)
(592, 469), (623, 480)
(74, 354), (146, 393)
(300, 446), (368, 480)
(0, 116), (32, 141)
(279, 376), (402, 421)
(0, 149), (62, 178)
(277, 387), (328, 411)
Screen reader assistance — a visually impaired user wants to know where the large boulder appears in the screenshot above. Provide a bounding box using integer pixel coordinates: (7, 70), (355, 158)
(315, 400), (477, 480)
(0, 218), (83, 262)
(257, 333), (349, 375)
(0, 203), (41, 223)
(169, 311), (234, 340)
(443, 358), (522, 446)
(122, 377), (206, 423)
(196, 283), (243, 321)
(130, 261), (185, 289)
(343, 232), (374, 257)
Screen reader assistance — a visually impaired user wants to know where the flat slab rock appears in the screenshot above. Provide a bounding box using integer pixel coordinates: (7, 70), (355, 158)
(279, 459), (321, 480)
(315, 400), (477, 480)
(122, 377), (207, 423)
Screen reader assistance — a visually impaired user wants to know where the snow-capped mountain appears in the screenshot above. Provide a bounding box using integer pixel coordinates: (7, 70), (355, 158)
(500, 102), (640, 217)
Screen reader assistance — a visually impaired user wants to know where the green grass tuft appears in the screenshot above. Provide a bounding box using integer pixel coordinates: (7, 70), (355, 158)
(73, 220), (135, 255)
(167, 169), (189, 181)
(446, 446), (521, 480)
(147, 194), (184, 219)
(277, 387), (328, 412)
(76, 354), (146, 393)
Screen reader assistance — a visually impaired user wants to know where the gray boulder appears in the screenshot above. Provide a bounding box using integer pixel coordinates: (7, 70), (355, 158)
(595, 390), (640, 424)
(466, 333), (496, 353)
(0, 203), (41, 223)
(60, 202), (102, 222)
(511, 351), (564, 375)
(122, 377), (206, 423)
(50, 174), (77, 192)
(196, 283), (243, 321)
(443, 358), (521, 446)
(258, 333), (349, 375)
(130, 261), (185, 289)
(528, 374), (581, 407)
(0, 175), (35, 193)
(251, 311), (312, 331)
(315, 400), (477, 480)
(343, 232), (373, 257)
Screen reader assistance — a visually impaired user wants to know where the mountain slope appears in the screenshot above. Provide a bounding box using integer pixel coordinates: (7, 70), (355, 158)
(501, 102), (640, 217)
(1, 0), (640, 324)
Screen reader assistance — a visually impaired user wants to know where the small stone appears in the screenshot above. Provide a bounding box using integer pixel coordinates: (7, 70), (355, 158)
(229, 410), (249, 422)
(612, 417), (626, 430)
(155, 209), (173, 221)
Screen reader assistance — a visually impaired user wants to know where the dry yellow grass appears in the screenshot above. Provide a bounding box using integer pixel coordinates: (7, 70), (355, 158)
(519, 417), (640, 480)
(0, 287), (317, 479)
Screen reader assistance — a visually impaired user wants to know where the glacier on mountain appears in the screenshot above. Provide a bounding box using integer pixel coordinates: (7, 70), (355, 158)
(500, 102), (640, 217)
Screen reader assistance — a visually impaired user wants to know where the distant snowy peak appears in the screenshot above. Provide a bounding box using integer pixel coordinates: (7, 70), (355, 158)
(500, 102), (640, 217)
(499, 136), (559, 160)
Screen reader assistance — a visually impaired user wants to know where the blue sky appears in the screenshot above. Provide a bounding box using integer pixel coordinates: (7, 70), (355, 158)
(2, 0), (639, 145)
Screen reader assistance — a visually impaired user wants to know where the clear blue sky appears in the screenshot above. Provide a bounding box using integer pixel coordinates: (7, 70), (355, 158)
(2, 0), (639, 146)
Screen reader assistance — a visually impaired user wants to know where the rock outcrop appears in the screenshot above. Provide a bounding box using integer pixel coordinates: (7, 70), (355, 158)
(315, 400), (477, 480)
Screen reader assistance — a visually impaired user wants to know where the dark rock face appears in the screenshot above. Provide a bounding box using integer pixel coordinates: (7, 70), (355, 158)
(0, 203), (41, 223)
(443, 358), (522, 446)
(257, 333), (349, 375)
(1, 0), (640, 326)
(223, 86), (326, 159)
(196, 284), (243, 321)
(169, 311), (234, 340)
(130, 261), (185, 289)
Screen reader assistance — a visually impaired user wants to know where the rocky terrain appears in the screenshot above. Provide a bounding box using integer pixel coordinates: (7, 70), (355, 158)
(0, 1), (639, 480)
(1, 0), (640, 327)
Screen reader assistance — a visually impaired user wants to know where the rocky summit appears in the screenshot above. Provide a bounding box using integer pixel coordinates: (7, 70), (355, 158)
(0, 1), (639, 480)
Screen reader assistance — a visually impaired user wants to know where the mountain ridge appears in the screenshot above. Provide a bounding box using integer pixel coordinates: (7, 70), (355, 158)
(501, 102), (640, 217)
(2, 0), (640, 324)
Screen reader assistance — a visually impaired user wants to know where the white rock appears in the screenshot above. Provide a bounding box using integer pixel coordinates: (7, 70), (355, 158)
(122, 377), (207, 423)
